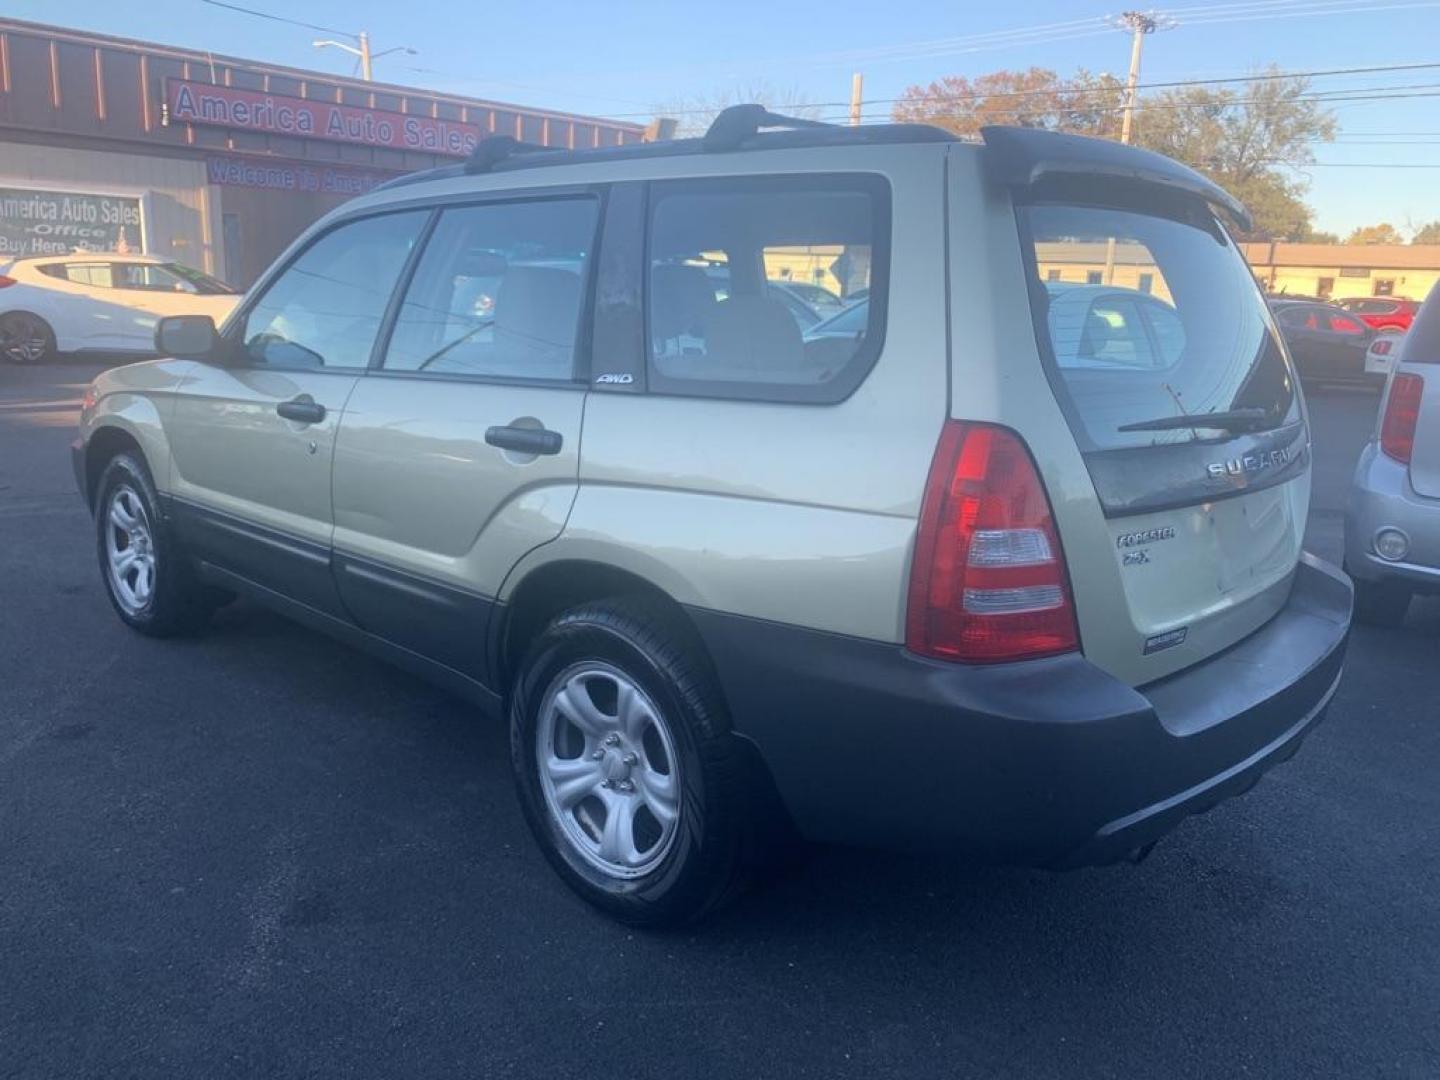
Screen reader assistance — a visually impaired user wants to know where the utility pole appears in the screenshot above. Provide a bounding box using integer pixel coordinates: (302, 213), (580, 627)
(358, 30), (372, 82)
(849, 72), (864, 127)
(1103, 10), (1174, 280)
(1115, 11), (1161, 145)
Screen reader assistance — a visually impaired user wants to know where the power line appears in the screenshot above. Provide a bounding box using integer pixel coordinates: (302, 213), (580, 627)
(197, 0), (356, 38)
(769, 0), (1440, 68)
(620, 60), (1440, 119)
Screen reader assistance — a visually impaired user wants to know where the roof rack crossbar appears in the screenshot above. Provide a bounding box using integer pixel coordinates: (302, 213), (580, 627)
(464, 135), (551, 175)
(703, 104), (832, 153)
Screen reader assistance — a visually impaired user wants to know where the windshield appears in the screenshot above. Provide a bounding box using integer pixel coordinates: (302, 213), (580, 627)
(1023, 203), (1298, 451)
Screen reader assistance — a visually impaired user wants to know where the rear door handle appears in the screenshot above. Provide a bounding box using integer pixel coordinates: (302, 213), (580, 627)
(485, 425), (563, 456)
(277, 398), (326, 424)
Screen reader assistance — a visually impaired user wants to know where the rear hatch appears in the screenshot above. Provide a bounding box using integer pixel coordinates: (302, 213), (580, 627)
(999, 147), (1309, 684)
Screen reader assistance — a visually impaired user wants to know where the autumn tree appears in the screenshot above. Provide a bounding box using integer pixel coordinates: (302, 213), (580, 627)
(1305, 230), (1340, 244)
(1411, 220), (1440, 244)
(893, 66), (1335, 239)
(1346, 223), (1404, 245)
(893, 67), (1126, 139)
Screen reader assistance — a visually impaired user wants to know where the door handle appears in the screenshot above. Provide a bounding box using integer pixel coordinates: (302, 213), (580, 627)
(277, 398), (326, 424)
(485, 425), (563, 456)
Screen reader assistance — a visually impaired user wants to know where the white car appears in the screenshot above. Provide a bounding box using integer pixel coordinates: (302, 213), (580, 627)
(0, 253), (239, 363)
(1365, 329), (1405, 377)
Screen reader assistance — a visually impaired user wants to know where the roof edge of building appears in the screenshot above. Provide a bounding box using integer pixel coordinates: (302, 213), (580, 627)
(0, 15), (647, 132)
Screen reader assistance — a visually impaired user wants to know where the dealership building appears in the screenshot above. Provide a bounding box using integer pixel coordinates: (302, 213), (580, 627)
(0, 17), (645, 286)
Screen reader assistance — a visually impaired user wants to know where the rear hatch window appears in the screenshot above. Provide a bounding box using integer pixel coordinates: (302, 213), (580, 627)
(1022, 202), (1306, 514)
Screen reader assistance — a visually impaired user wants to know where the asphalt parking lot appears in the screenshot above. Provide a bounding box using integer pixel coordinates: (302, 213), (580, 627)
(2, 361), (1438, 1080)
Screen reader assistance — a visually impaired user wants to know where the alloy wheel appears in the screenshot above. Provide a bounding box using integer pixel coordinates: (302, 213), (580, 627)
(0, 314), (49, 363)
(105, 485), (156, 615)
(536, 661), (682, 880)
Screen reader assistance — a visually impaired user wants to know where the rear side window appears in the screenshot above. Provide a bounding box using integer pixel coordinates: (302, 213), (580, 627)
(645, 174), (888, 403)
(1025, 203), (1297, 451)
(59, 263), (115, 288)
(383, 197), (598, 381)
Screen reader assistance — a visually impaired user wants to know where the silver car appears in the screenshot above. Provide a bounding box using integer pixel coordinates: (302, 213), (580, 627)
(1346, 281), (1440, 624)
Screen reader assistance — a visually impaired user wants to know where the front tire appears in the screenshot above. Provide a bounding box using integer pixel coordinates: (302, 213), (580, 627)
(509, 598), (752, 926)
(95, 452), (217, 636)
(0, 311), (56, 365)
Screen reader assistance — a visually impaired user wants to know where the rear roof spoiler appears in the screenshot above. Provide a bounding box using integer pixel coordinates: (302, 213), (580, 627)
(980, 125), (1253, 233)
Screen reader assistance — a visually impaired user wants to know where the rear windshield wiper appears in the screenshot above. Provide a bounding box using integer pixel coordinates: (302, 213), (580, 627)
(1118, 407), (1273, 434)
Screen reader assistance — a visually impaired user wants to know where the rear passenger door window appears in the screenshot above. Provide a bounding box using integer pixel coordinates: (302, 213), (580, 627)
(382, 198), (599, 381)
(645, 175), (888, 403)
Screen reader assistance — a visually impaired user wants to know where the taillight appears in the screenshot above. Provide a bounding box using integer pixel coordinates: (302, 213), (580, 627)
(0, 275), (16, 288)
(1381, 373), (1424, 464)
(1371, 339), (1393, 356)
(906, 422), (1079, 663)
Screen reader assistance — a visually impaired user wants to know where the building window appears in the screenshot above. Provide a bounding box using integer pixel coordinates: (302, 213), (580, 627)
(1086, 270), (1103, 284)
(1316, 276), (1335, 299)
(1137, 272), (1154, 294)
(1373, 278), (1395, 297)
(1046, 268), (1062, 282)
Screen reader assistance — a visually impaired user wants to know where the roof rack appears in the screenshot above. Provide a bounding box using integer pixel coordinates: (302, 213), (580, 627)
(463, 135), (551, 175)
(701, 104), (832, 152)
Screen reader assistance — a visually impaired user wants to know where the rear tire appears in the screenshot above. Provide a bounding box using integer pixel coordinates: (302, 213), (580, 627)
(0, 311), (56, 365)
(94, 452), (218, 636)
(509, 597), (752, 926)
(1351, 574), (1412, 627)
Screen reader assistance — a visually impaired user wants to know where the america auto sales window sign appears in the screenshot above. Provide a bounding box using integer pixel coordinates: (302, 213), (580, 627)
(0, 187), (144, 258)
(165, 79), (483, 156)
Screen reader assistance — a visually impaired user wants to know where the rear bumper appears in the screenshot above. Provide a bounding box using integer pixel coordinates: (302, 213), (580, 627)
(691, 553), (1351, 866)
(1346, 442), (1440, 591)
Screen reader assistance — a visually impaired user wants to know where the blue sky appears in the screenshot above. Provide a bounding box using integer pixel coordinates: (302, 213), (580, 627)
(12, 0), (1440, 236)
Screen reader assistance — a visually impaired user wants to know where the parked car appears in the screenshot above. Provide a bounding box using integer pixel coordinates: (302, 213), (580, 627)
(1337, 296), (1420, 333)
(1365, 330), (1405, 378)
(802, 297), (869, 343)
(1346, 281), (1440, 624)
(774, 280), (847, 316)
(1270, 299), (1382, 388)
(72, 110), (1351, 925)
(0, 253), (238, 364)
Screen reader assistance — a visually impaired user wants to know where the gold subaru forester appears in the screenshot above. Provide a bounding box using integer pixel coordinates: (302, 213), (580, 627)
(73, 107), (1352, 924)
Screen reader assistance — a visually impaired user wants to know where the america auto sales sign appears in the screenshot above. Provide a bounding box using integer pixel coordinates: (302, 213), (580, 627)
(165, 79), (483, 157)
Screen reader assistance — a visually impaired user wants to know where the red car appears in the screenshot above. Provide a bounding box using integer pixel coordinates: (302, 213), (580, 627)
(1336, 296), (1419, 332)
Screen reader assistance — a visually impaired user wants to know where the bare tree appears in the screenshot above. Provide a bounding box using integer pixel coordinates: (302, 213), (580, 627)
(652, 83), (821, 138)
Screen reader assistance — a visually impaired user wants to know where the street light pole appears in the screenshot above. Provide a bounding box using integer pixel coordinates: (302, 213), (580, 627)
(312, 32), (413, 81)
(358, 30), (372, 82)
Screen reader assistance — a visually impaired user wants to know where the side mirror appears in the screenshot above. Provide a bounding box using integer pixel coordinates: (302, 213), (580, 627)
(155, 315), (219, 359)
